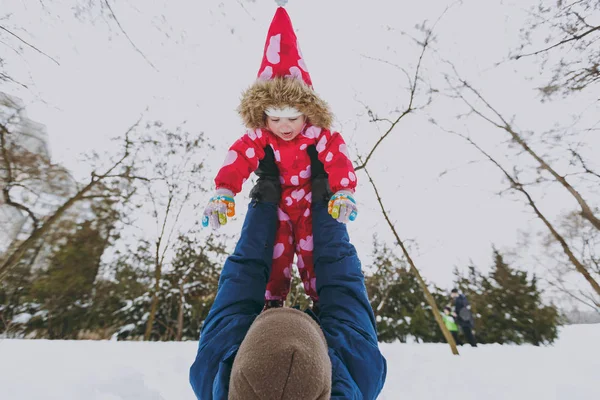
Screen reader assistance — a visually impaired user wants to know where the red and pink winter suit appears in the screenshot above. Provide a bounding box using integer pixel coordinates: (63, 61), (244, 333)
(215, 125), (357, 301)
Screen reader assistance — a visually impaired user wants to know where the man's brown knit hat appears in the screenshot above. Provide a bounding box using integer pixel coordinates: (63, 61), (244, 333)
(229, 308), (332, 400)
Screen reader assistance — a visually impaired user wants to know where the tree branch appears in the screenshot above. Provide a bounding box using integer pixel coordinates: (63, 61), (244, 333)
(514, 24), (600, 59)
(360, 156), (459, 355)
(569, 148), (600, 180)
(354, 31), (430, 172)
(0, 122), (40, 228)
(450, 129), (600, 297)
(102, 0), (158, 72)
(452, 75), (600, 231)
(0, 25), (60, 65)
(0, 115), (144, 280)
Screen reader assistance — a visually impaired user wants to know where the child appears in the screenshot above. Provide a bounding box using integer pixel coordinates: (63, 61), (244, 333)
(443, 306), (460, 345)
(203, 7), (358, 309)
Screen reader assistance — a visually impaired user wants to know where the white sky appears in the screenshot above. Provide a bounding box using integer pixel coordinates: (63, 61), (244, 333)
(2, 0), (599, 297)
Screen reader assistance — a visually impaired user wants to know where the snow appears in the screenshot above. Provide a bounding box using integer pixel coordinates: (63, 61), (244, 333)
(10, 313), (32, 324)
(0, 324), (598, 399)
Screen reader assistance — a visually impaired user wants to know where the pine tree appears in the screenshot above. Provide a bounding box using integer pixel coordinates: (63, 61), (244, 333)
(366, 238), (447, 343)
(456, 249), (560, 345)
(27, 221), (106, 338)
(110, 234), (225, 341)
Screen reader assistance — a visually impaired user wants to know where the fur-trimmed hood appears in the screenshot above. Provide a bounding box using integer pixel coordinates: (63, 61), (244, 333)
(238, 77), (333, 130)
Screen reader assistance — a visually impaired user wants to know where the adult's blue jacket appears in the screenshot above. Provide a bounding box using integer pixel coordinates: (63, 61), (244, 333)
(189, 201), (387, 399)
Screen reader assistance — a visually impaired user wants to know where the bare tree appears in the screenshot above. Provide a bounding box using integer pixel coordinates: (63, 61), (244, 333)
(513, 0), (600, 98)
(353, 14), (460, 354)
(139, 124), (209, 340)
(0, 114), (145, 280)
(354, 20), (436, 172)
(447, 76), (600, 232)
(444, 127), (600, 300)
(362, 161), (459, 355)
(541, 211), (600, 310)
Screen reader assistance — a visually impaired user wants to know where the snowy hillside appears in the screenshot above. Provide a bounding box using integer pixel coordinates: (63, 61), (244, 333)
(1, 324), (598, 400)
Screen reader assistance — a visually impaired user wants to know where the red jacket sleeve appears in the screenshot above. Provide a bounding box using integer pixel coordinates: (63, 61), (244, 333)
(214, 129), (268, 194)
(315, 129), (357, 193)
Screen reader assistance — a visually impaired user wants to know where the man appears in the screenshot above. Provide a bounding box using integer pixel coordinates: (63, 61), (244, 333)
(189, 146), (387, 399)
(450, 288), (477, 347)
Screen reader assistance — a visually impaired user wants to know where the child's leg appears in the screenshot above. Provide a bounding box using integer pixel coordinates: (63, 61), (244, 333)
(294, 210), (318, 302)
(265, 208), (295, 303)
(451, 330), (461, 346)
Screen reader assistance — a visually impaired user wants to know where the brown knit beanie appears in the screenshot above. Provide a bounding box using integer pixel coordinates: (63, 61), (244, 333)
(229, 308), (332, 400)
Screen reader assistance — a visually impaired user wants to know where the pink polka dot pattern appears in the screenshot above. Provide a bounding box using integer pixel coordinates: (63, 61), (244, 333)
(273, 243), (285, 259)
(222, 150), (238, 167)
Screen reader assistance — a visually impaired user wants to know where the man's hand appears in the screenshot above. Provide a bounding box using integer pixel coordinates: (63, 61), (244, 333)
(328, 190), (357, 223)
(202, 188), (235, 229)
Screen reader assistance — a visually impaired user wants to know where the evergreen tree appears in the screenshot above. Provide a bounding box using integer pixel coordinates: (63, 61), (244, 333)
(111, 234), (225, 341)
(27, 221), (106, 338)
(456, 249), (560, 345)
(365, 238), (447, 343)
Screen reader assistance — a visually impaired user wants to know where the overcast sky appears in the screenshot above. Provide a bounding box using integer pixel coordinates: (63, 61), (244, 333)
(2, 0), (599, 298)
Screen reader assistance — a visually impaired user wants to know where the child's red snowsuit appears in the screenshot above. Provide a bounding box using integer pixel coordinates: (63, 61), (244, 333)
(215, 125), (357, 301)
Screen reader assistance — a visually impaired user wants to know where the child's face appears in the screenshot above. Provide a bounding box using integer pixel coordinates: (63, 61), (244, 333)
(266, 115), (306, 141)
(444, 309), (450, 315)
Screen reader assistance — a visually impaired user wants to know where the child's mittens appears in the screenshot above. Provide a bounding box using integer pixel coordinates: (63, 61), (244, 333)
(202, 188), (236, 230)
(328, 190), (357, 223)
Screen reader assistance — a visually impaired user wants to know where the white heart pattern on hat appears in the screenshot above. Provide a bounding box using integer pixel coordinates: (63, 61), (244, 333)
(287, 66), (303, 80)
(266, 34), (281, 64)
(258, 66), (273, 81)
(297, 41), (308, 72)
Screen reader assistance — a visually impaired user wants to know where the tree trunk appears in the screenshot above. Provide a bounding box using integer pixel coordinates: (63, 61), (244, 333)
(518, 186), (600, 296)
(144, 242), (163, 341)
(364, 168), (460, 355)
(0, 180), (96, 280)
(459, 133), (600, 298)
(508, 127), (600, 231)
(176, 282), (184, 341)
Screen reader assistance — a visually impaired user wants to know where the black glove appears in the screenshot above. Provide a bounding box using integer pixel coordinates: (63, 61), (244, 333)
(249, 146), (281, 203)
(307, 145), (332, 203)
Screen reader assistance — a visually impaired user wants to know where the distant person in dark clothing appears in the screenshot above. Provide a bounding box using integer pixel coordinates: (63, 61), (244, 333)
(450, 288), (477, 347)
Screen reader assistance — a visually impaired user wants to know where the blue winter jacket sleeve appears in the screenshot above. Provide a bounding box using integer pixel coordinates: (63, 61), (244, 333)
(189, 201), (278, 400)
(312, 202), (387, 400)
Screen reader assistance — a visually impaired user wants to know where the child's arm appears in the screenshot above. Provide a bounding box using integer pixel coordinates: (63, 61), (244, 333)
(312, 128), (358, 222)
(313, 129), (357, 193)
(214, 129), (270, 194)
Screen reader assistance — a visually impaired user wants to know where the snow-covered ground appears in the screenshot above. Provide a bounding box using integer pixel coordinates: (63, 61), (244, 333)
(1, 324), (598, 400)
